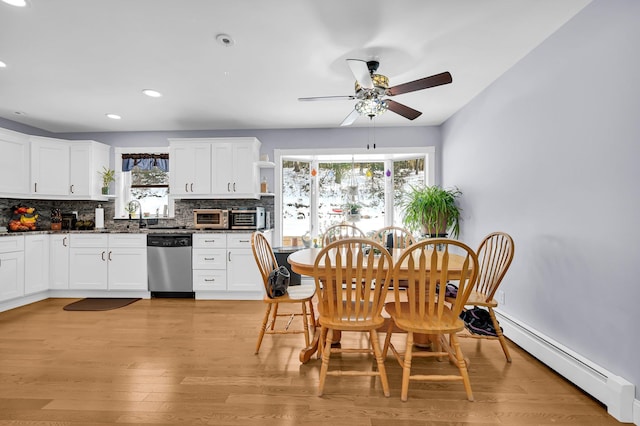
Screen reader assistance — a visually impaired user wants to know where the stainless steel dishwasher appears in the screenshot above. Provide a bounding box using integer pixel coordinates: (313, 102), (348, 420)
(147, 233), (193, 297)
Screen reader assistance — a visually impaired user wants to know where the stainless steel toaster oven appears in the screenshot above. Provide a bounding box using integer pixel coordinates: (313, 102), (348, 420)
(193, 209), (229, 230)
(229, 207), (266, 230)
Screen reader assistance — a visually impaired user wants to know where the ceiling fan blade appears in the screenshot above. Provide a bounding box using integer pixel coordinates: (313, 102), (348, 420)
(346, 59), (373, 89)
(298, 95), (356, 102)
(386, 99), (422, 120)
(387, 71), (452, 96)
(340, 109), (360, 126)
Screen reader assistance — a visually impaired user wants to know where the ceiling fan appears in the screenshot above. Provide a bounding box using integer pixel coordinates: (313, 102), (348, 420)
(298, 59), (452, 126)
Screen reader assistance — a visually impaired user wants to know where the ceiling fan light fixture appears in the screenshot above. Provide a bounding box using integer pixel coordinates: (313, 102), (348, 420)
(355, 98), (388, 118)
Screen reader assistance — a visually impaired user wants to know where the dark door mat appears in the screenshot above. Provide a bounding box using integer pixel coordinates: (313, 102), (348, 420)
(63, 298), (141, 311)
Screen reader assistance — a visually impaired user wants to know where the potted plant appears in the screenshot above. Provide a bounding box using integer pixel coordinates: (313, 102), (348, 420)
(99, 167), (115, 195)
(344, 201), (362, 222)
(399, 185), (462, 238)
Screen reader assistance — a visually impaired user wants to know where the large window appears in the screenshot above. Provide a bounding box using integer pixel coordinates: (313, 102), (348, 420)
(276, 148), (434, 246)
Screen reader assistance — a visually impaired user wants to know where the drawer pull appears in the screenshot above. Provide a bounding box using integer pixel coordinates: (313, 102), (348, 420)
(204, 278), (215, 282)
(239, 239), (250, 243)
(204, 239), (216, 243)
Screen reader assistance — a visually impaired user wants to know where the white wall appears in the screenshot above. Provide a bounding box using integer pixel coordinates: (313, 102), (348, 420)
(442, 0), (640, 399)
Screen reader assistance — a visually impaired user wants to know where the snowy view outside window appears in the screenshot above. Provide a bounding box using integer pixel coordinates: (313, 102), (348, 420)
(281, 156), (426, 246)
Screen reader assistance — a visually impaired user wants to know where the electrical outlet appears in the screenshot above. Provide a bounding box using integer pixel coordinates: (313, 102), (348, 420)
(498, 290), (505, 305)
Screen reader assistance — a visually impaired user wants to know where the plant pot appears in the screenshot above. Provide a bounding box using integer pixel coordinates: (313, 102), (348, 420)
(51, 222), (62, 231)
(101, 186), (109, 195)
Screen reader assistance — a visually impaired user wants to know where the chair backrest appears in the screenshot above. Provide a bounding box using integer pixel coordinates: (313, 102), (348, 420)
(251, 231), (278, 295)
(373, 226), (416, 249)
(391, 238), (478, 324)
(322, 223), (365, 246)
(313, 238), (393, 324)
(474, 232), (514, 302)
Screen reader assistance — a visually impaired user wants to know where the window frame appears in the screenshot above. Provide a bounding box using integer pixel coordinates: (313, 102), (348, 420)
(114, 146), (175, 219)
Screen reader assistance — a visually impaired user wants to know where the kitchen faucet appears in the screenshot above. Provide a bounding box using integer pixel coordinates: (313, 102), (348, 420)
(128, 200), (146, 228)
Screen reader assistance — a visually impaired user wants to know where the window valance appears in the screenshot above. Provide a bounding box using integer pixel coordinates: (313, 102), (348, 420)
(121, 153), (169, 172)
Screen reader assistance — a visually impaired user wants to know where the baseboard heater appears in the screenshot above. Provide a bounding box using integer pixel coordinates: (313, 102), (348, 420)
(495, 310), (635, 424)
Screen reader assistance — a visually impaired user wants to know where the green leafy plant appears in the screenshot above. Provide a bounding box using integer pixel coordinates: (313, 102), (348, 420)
(399, 185), (462, 238)
(99, 167), (115, 188)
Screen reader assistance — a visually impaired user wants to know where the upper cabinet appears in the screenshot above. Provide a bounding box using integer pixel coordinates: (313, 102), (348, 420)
(30, 136), (71, 196)
(169, 142), (212, 196)
(169, 137), (260, 199)
(0, 127), (30, 196)
(69, 141), (110, 198)
(0, 127), (112, 200)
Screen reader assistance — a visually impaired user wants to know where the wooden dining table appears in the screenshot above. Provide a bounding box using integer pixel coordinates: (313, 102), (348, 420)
(288, 246), (469, 363)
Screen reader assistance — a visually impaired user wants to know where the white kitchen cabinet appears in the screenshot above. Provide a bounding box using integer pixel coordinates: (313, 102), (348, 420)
(192, 232), (266, 298)
(0, 127), (30, 196)
(24, 234), (50, 295)
(69, 233), (147, 291)
(49, 233), (70, 290)
(169, 137), (260, 199)
(0, 236), (25, 302)
(211, 139), (260, 197)
(226, 233), (262, 293)
(69, 141), (110, 198)
(169, 141), (211, 196)
(30, 136), (71, 196)
(192, 233), (227, 291)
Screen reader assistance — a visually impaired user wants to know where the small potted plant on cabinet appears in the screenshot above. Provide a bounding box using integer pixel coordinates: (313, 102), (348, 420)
(399, 184), (462, 238)
(99, 167), (115, 195)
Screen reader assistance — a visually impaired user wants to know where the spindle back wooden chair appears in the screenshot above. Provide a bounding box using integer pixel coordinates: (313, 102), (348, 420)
(251, 232), (316, 359)
(383, 238), (479, 401)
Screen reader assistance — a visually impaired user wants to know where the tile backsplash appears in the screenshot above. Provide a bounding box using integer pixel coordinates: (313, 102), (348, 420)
(0, 197), (274, 230)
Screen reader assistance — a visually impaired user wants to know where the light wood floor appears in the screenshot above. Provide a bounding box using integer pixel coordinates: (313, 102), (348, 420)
(0, 298), (621, 425)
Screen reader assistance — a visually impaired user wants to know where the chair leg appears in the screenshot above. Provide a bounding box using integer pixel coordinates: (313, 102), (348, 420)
(400, 332), (414, 402)
(270, 303), (279, 330)
(488, 307), (512, 362)
(318, 328), (333, 397)
(370, 329), (390, 397)
(300, 302), (310, 347)
(450, 333), (474, 401)
(383, 320), (393, 357)
(255, 304), (272, 354)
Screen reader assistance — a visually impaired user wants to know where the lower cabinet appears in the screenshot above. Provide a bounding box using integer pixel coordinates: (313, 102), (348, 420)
(24, 234), (50, 295)
(49, 234), (70, 289)
(69, 233), (147, 290)
(0, 236), (25, 302)
(193, 232), (267, 298)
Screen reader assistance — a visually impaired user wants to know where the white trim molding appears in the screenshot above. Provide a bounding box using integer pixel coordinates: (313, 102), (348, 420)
(496, 310), (636, 424)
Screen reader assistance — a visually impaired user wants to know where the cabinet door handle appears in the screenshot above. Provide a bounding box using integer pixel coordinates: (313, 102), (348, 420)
(34, 182), (37, 192)
(70, 184), (74, 193)
(108, 251), (112, 261)
(63, 237), (68, 247)
(228, 252), (231, 262)
(227, 182), (231, 192)
(190, 183), (194, 192)
(101, 251), (106, 261)
(185, 183), (189, 192)
(233, 182), (236, 192)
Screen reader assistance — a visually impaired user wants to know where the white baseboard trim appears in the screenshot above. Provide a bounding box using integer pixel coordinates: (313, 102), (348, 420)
(496, 309), (636, 424)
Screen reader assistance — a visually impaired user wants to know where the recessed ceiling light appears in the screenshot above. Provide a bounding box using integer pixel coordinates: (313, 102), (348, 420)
(0, 60), (6, 68)
(142, 89), (162, 98)
(106, 113), (121, 120)
(216, 34), (234, 47)
(2, 0), (28, 7)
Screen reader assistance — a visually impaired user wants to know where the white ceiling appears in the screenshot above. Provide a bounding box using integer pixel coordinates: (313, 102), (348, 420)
(0, 0), (591, 134)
